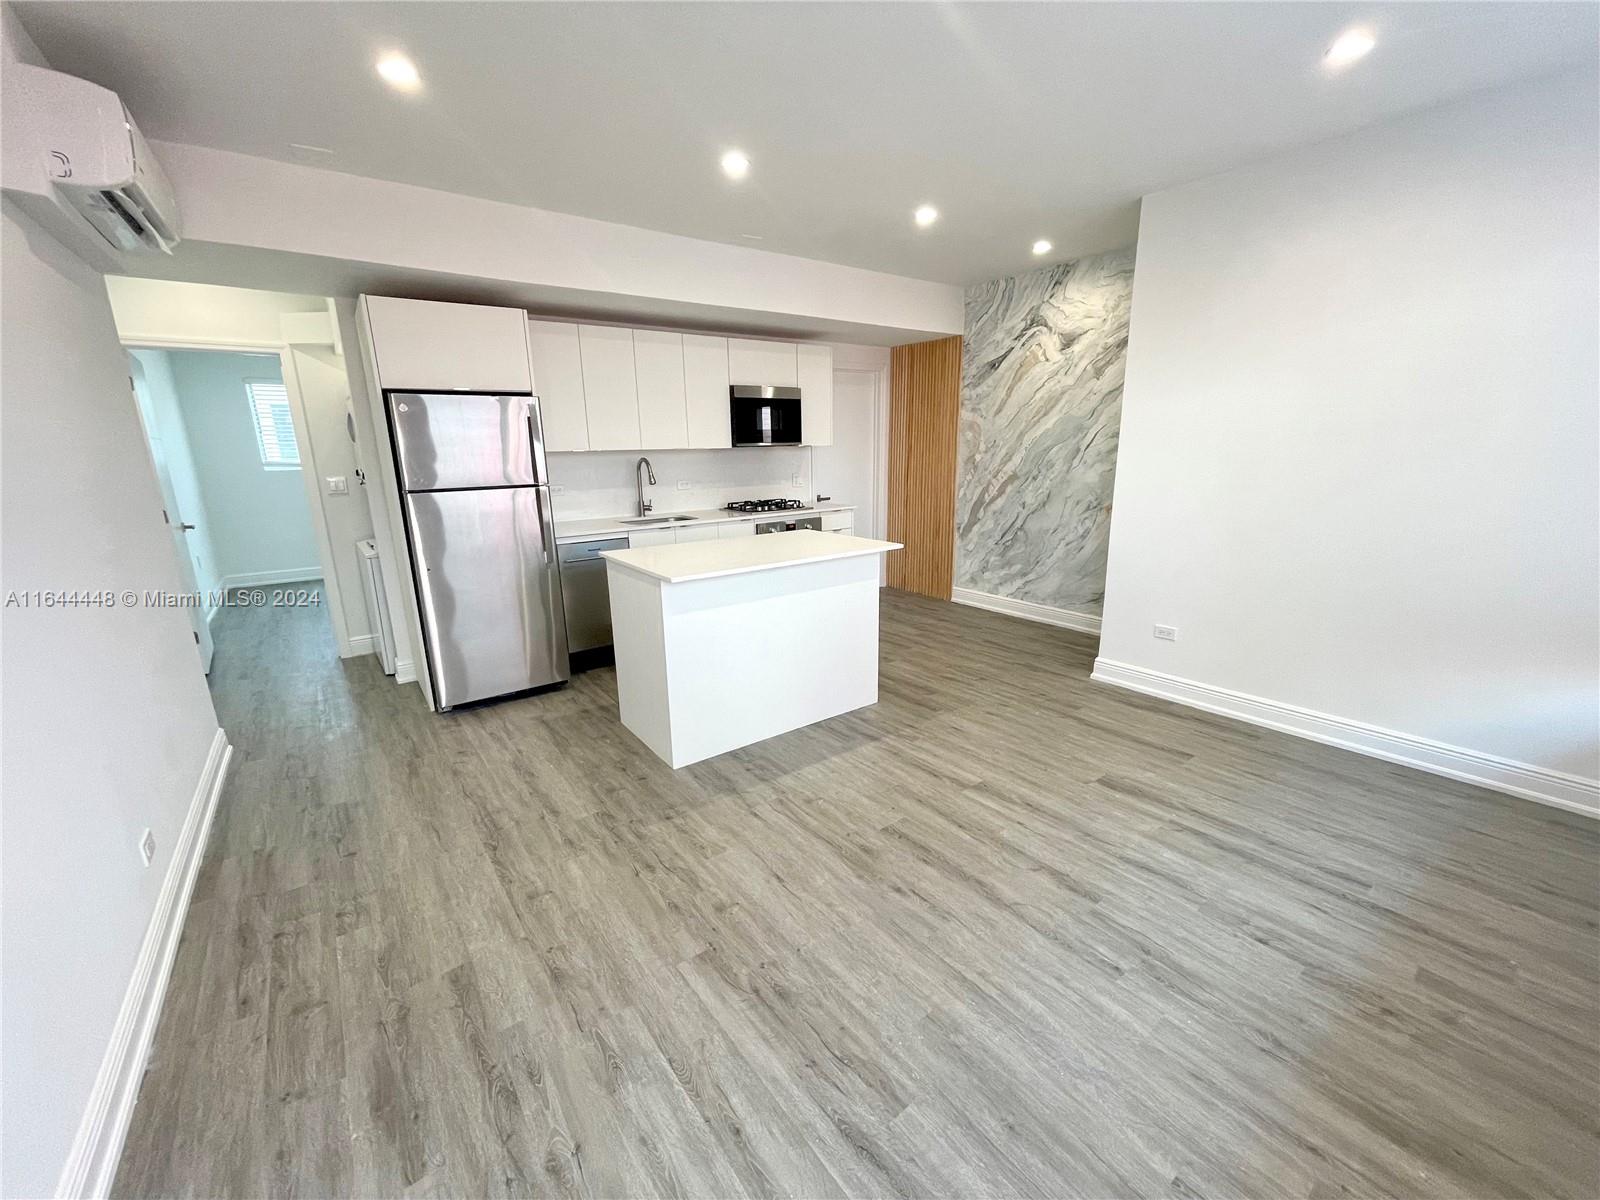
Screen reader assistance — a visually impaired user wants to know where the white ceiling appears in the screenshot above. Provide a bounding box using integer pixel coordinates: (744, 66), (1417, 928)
(15, 1), (1597, 285)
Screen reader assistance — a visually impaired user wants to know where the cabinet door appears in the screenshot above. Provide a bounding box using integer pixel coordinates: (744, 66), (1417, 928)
(797, 343), (834, 447)
(628, 528), (675, 548)
(718, 521), (756, 539)
(578, 325), (641, 451)
(363, 296), (532, 393)
(527, 321), (589, 452)
(633, 330), (689, 449)
(727, 338), (798, 386)
(674, 524), (720, 544)
(821, 509), (854, 533)
(683, 334), (732, 449)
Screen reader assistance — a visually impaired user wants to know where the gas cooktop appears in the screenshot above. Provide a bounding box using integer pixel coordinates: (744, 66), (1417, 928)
(723, 498), (806, 514)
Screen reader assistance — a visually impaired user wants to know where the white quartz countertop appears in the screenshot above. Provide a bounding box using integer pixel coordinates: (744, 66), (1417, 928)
(553, 503), (854, 544)
(601, 530), (899, 584)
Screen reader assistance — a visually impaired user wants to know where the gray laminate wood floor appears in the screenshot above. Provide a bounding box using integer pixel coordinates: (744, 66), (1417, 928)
(112, 586), (1599, 1199)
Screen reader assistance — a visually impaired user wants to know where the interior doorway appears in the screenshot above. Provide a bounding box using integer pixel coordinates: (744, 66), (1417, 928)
(125, 345), (335, 671)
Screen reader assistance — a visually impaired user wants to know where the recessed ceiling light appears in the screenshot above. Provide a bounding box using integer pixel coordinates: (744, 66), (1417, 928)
(721, 150), (750, 180)
(1032, 240), (1053, 256)
(376, 52), (422, 92)
(913, 204), (939, 228)
(1324, 27), (1376, 69)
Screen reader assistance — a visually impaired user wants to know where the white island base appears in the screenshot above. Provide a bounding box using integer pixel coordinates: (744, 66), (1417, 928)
(602, 530), (901, 768)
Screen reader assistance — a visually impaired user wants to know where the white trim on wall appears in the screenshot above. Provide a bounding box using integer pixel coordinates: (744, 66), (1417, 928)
(219, 567), (323, 591)
(347, 633), (377, 656)
(1090, 658), (1600, 818)
(952, 587), (1102, 635)
(55, 729), (233, 1200)
(395, 656), (417, 684)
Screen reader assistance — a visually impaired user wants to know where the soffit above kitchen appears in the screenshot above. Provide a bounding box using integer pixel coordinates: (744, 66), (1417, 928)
(13, 1), (1596, 286)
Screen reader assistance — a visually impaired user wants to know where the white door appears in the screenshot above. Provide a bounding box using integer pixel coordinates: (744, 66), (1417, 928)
(128, 358), (214, 672)
(812, 367), (880, 571)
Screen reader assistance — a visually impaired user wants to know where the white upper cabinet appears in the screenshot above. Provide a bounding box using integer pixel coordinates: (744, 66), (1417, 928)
(362, 296), (532, 393)
(797, 343), (834, 447)
(633, 330), (690, 450)
(727, 338), (799, 387)
(527, 320), (589, 452)
(578, 325), (641, 451)
(683, 334), (732, 449)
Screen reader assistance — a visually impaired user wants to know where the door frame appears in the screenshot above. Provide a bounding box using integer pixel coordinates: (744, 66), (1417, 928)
(119, 335), (357, 658)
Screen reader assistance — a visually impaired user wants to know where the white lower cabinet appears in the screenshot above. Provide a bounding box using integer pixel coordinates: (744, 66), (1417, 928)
(673, 524), (720, 544)
(628, 529), (675, 548)
(718, 521), (757, 539)
(821, 510), (853, 534)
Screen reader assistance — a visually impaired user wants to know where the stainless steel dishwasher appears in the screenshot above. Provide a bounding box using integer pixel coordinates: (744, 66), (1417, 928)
(559, 537), (628, 654)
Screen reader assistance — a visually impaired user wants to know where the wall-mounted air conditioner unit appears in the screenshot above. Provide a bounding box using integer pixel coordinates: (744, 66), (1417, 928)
(1, 62), (180, 258)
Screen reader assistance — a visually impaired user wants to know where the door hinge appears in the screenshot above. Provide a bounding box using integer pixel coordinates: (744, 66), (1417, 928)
(162, 508), (170, 524)
(193, 631), (200, 644)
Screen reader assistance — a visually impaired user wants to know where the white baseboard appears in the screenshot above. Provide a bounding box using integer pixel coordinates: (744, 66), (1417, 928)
(1090, 658), (1599, 818)
(343, 633), (376, 659)
(55, 729), (233, 1199)
(395, 657), (417, 684)
(952, 587), (1102, 635)
(220, 567), (322, 591)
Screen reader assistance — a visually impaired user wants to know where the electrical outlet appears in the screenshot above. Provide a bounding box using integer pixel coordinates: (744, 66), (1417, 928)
(551, 484), (565, 496)
(791, 472), (802, 486)
(1153, 624), (1178, 642)
(676, 480), (692, 491)
(139, 828), (156, 866)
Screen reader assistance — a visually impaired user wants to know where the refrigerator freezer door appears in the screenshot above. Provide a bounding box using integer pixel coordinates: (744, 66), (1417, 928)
(404, 485), (568, 707)
(389, 392), (547, 490)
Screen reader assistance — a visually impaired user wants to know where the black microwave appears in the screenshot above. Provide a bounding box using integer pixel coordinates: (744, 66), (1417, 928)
(730, 385), (802, 446)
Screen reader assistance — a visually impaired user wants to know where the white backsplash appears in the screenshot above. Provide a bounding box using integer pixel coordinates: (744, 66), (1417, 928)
(548, 447), (815, 520)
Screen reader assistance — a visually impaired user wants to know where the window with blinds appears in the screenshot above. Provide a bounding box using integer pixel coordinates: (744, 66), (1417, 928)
(245, 379), (300, 467)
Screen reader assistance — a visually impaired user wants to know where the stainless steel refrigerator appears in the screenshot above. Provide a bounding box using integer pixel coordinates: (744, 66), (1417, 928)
(386, 391), (568, 710)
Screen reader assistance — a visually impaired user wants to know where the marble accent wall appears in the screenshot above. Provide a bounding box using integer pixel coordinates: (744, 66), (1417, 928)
(955, 248), (1134, 616)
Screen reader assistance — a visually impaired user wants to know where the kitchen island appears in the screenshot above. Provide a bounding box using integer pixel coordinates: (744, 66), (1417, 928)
(602, 530), (900, 767)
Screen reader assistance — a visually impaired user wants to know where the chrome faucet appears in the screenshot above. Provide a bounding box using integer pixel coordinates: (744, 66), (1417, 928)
(636, 456), (656, 517)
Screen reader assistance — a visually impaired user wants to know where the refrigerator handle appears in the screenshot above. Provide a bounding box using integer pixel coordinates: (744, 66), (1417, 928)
(526, 398), (549, 485)
(536, 485), (556, 567)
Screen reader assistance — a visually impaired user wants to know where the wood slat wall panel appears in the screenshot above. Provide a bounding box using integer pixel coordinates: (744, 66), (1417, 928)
(887, 336), (962, 599)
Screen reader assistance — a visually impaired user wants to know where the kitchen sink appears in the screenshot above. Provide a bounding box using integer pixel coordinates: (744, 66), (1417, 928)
(620, 515), (697, 525)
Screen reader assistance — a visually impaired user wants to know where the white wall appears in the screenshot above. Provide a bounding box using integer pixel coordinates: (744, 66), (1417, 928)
(164, 349), (321, 586)
(0, 198), (224, 1197)
(106, 277), (379, 654)
(1098, 68), (1599, 810)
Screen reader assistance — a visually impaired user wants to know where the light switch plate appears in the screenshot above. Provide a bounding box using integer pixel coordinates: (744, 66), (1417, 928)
(325, 476), (349, 495)
(139, 828), (156, 866)
(1153, 624), (1178, 642)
